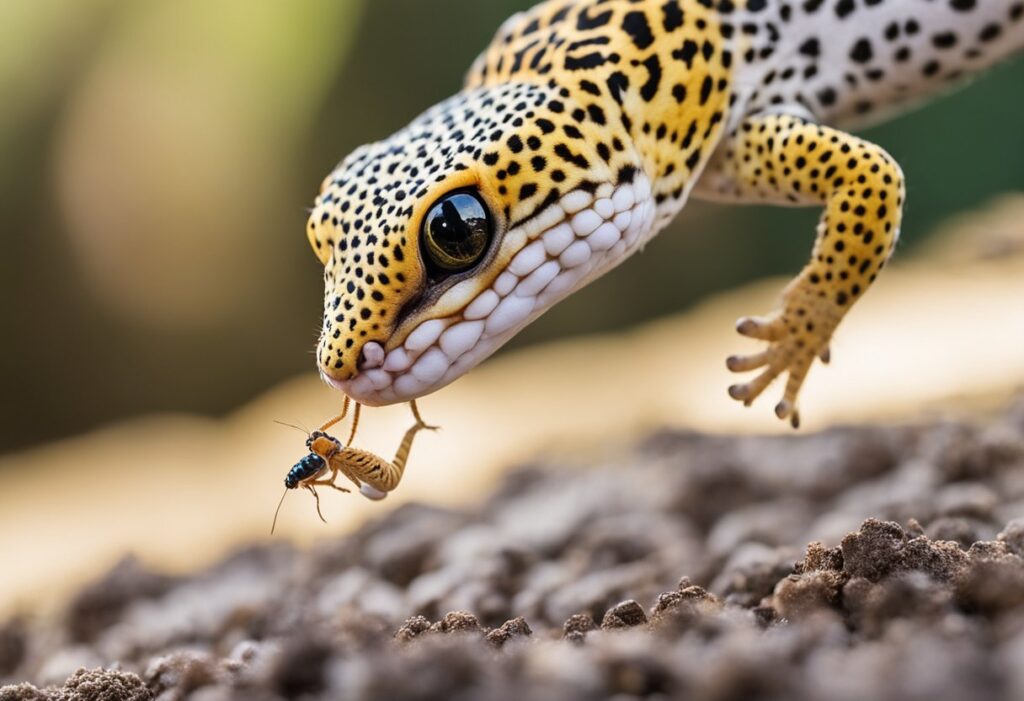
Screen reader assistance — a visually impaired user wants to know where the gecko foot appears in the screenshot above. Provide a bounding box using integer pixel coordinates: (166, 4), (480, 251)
(726, 285), (839, 428)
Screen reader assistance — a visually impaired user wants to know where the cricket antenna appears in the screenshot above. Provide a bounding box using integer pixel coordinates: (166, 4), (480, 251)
(270, 488), (289, 535)
(274, 420), (310, 436)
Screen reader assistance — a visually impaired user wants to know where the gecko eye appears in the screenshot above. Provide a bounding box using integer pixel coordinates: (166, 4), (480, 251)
(421, 191), (492, 273)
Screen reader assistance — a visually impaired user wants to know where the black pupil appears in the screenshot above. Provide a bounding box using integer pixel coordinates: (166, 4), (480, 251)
(425, 193), (490, 271)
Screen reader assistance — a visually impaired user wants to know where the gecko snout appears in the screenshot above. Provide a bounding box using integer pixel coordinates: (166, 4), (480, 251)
(318, 337), (390, 396)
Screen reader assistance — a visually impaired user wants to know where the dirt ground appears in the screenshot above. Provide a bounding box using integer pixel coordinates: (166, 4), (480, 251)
(3, 400), (1024, 701)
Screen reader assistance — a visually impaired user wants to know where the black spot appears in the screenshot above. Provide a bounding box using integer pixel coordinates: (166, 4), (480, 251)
(606, 71), (630, 104)
(520, 187), (553, 214)
(577, 7), (613, 30)
(661, 1), (684, 31)
(850, 38), (873, 64)
(673, 39), (699, 68)
(554, 144), (589, 168)
(685, 147), (702, 171)
(979, 24), (1002, 42)
(699, 75), (713, 105)
(565, 52), (613, 71)
(639, 54), (662, 102)
(622, 11), (655, 50)
(798, 37), (820, 57)
(817, 87), (837, 106)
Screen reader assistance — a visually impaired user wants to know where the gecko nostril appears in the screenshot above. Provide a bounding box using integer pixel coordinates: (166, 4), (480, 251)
(358, 342), (386, 370)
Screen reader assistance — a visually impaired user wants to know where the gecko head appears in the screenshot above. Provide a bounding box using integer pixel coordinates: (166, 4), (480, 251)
(308, 83), (654, 406)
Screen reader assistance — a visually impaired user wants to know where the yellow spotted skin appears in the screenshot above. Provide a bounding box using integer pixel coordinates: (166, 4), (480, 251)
(465, 0), (732, 221)
(308, 0), (1024, 424)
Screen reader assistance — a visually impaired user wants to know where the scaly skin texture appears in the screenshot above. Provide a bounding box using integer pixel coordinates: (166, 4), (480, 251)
(308, 0), (1024, 425)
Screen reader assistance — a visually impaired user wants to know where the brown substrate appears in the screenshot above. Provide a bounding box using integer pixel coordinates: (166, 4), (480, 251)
(3, 402), (1024, 701)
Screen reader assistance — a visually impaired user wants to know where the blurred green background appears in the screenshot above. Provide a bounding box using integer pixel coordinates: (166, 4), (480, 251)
(1, 0), (1022, 453)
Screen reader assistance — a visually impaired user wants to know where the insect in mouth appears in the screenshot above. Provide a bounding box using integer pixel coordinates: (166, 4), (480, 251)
(271, 398), (438, 533)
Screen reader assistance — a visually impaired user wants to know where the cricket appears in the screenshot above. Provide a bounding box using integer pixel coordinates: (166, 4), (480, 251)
(272, 398), (438, 532)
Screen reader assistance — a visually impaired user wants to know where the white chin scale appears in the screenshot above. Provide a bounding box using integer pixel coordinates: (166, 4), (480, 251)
(332, 175), (656, 406)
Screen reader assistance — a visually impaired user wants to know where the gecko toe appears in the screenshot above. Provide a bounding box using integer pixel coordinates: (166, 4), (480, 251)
(736, 316), (785, 341)
(728, 383), (749, 401)
(727, 349), (771, 373)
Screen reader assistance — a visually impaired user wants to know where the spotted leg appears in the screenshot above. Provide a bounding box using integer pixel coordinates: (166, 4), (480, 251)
(697, 112), (905, 427)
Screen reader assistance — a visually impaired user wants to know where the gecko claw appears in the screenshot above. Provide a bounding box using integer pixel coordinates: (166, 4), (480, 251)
(728, 384), (759, 408)
(736, 315), (785, 342)
(775, 400), (801, 429)
(728, 384), (750, 401)
(727, 349), (772, 372)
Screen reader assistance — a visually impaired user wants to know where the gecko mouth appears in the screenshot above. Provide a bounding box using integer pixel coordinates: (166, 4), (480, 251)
(325, 175), (656, 407)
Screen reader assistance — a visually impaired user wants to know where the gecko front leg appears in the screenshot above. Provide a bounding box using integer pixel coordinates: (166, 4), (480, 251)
(697, 112), (905, 427)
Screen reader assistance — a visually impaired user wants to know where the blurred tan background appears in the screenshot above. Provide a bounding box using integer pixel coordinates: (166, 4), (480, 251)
(0, 0), (1022, 615)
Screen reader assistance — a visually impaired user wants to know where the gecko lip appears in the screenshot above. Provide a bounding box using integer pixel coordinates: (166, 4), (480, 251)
(322, 177), (656, 408)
